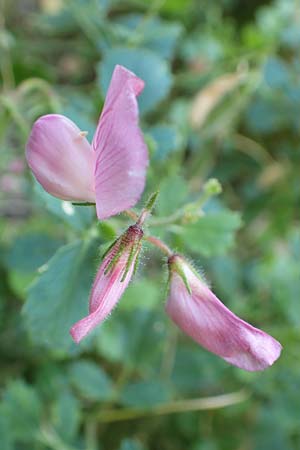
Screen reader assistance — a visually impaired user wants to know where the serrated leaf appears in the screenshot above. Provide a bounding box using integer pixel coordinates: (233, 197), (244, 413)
(156, 174), (188, 216)
(68, 360), (113, 401)
(181, 211), (242, 256)
(22, 239), (99, 352)
(98, 48), (172, 114)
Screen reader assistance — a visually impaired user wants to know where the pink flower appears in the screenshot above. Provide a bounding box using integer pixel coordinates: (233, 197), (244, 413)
(70, 224), (143, 343)
(26, 65), (148, 219)
(166, 255), (282, 371)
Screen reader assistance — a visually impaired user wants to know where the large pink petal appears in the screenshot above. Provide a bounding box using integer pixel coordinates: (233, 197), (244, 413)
(166, 256), (282, 371)
(70, 225), (143, 343)
(26, 114), (96, 202)
(92, 65), (148, 220)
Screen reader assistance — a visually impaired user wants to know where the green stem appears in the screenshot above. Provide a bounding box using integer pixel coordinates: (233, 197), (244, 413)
(136, 191), (159, 226)
(0, 94), (30, 138)
(89, 390), (249, 423)
(149, 209), (185, 227)
(150, 179), (221, 227)
(0, 1), (15, 90)
(18, 78), (61, 112)
(145, 235), (173, 256)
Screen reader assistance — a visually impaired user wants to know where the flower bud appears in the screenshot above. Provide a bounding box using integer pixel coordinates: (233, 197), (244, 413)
(70, 224), (143, 343)
(166, 254), (282, 371)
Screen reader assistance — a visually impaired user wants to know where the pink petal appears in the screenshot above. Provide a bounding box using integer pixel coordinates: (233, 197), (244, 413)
(166, 256), (282, 371)
(93, 65), (148, 220)
(26, 114), (96, 202)
(70, 225), (143, 343)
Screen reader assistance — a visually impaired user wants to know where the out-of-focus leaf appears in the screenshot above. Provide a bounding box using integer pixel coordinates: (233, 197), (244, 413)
(68, 360), (113, 401)
(180, 211), (242, 256)
(1, 380), (42, 442)
(96, 310), (166, 373)
(255, 230), (300, 327)
(7, 270), (36, 299)
(119, 438), (146, 450)
(98, 47), (172, 114)
(191, 441), (218, 450)
(35, 0), (109, 34)
(23, 238), (99, 352)
(120, 380), (172, 408)
(4, 232), (63, 273)
(245, 97), (286, 134)
(33, 180), (95, 231)
(148, 125), (184, 161)
(61, 93), (96, 137)
(264, 57), (290, 89)
(0, 408), (13, 450)
(156, 174), (188, 216)
(115, 14), (182, 60)
(35, 363), (69, 402)
(171, 346), (226, 394)
(208, 255), (243, 310)
(51, 388), (80, 442)
(281, 24), (300, 49)
(95, 319), (128, 363)
(181, 31), (224, 63)
(119, 278), (161, 311)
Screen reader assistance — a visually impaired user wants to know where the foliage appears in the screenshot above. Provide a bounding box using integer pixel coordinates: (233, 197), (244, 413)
(1, 0), (300, 449)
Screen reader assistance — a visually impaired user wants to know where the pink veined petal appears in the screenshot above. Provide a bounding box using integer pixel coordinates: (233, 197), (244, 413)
(92, 64), (148, 220)
(70, 252), (134, 344)
(70, 225), (143, 343)
(166, 256), (282, 372)
(26, 114), (96, 202)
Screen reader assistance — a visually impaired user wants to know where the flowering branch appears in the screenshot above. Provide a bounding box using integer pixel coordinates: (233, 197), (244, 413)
(24, 64), (282, 372)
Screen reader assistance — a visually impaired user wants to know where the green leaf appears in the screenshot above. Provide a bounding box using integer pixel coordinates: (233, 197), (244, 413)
(95, 319), (127, 363)
(1, 380), (42, 442)
(181, 211), (242, 256)
(99, 48), (172, 114)
(171, 346), (226, 394)
(156, 174), (188, 216)
(51, 388), (81, 442)
(96, 310), (166, 372)
(4, 232), (63, 273)
(148, 125), (184, 161)
(119, 438), (146, 450)
(7, 270), (36, 299)
(22, 239), (100, 352)
(115, 14), (182, 60)
(120, 380), (171, 408)
(264, 57), (290, 89)
(33, 180), (95, 231)
(119, 278), (161, 311)
(0, 407), (13, 450)
(68, 360), (113, 401)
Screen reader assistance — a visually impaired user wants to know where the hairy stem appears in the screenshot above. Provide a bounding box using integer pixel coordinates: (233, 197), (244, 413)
(145, 235), (173, 256)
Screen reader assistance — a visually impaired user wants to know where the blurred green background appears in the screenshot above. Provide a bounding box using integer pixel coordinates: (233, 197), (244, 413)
(1, 0), (300, 449)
